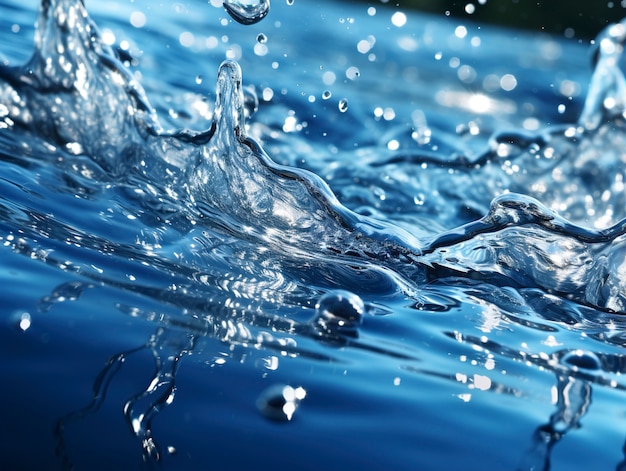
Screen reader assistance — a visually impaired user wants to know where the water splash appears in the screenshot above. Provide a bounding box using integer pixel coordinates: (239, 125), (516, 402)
(0, 0), (422, 287)
(3, 0), (626, 468)
(421, 192), (626, 311)
(0, 0), (158, 175)
(6, 0), (626, 318)
(223, 0), (270, 25)
(580, 20), (626, 130)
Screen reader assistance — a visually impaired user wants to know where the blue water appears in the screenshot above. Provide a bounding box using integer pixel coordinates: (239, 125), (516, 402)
(2, 0), (626, 470)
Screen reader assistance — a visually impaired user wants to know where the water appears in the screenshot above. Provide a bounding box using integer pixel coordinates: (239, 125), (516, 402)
(1, 0), (626, 470)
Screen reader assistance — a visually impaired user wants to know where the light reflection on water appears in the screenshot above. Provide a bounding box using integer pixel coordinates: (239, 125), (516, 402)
(2, 0), (626, 470)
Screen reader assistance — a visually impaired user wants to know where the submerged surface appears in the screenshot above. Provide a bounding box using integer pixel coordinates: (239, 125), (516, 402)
(2, 0), (626, 469)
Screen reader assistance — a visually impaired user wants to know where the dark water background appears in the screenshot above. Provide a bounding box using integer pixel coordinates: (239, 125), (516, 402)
(394, 0), (624, 39)
(2, 1), (626, 470)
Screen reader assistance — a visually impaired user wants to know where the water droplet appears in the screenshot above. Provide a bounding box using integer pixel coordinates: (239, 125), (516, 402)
(345, 66), (360, 80)
(256, 33), (267, 44)
(223, 0), (270, 26)
(338, 98), (348, 112)
(286, 0), (294, 5)
(391, 11), (407, 28)
(312, 290), (364, 336)
(561, 349), (601, 372)
(256, 384), (306, 421)
(322, 90), (332, 100)
(195, 75), (203, 85)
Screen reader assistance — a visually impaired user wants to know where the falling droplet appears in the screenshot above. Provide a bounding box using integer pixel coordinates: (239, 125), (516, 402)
(286, 0), (294, 5)
(322, 90), (332, 100)
(256, 33), (267, 44)
(256, 384), (306, 421)
(561, 349), (601, 372)
(223, 0), (270, 26)
(312, 290), (364, 336)
(195, 75), (203, 85)
(338, 98), (348, 112)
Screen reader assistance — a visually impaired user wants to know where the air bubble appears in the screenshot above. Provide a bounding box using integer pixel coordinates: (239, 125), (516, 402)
(256, 384), (306, 421)
(322, 90), (332, 100)
(223, 0), (270, 26)
(338, 99), (348, 112)
(256, 33), (267, 43)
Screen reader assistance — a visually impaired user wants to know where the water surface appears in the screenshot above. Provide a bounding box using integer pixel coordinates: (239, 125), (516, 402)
(1, 1), (626, 470)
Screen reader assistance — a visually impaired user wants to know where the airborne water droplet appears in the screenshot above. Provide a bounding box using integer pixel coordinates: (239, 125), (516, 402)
(256, 33), (267, 44)
(338, 98), (348, 112)
(322, 90), (332, 100)
(223, 0), (270, 26)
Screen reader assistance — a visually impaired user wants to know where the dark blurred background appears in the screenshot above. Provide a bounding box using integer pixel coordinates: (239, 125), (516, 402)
(385, 0), (626, 40)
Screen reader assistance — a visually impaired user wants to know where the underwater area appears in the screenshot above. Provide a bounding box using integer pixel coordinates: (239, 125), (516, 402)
(3, 0), (626, 469)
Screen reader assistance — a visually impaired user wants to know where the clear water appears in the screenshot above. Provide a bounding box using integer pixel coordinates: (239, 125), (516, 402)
(2, 1), (626, 470)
